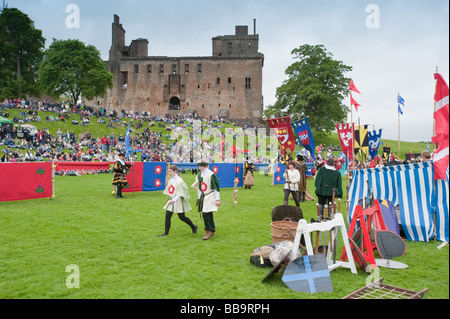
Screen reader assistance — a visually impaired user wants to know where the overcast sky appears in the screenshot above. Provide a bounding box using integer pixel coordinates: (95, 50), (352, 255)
(7, 0), (449, 142)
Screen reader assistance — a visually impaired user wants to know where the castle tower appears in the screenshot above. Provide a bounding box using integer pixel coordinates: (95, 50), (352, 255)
(94, 15), (264, 122)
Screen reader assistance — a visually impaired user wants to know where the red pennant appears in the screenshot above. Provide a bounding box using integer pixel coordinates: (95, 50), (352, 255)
(350, 95), (361, 111)
(349, 79), (361, 94)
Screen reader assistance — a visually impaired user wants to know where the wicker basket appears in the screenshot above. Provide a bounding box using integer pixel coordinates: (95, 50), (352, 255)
(271, 218), (298, 243)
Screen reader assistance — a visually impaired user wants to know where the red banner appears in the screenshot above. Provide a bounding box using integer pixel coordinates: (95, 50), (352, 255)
(336, 123), (354, 160)
(55, 162), (112, 174)
(433, 73), (449, 180)
(123, 162), (143, 193)
(265, 116), (296, 157)
(0, 162), (53, 202)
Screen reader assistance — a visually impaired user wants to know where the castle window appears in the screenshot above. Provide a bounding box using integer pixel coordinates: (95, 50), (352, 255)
(160, 64), (164, 74)
(245, 77), (251, 89)
(172, 64), (177, 74)
(134, 65), (139, 73)
(121, 71), (128, 87)
(228, 77), (232, 84)
(185, 64), (189, 74)
(216, 78), (220, 84)
(147, 65), (152, 73)
(197, 64), (202, 73)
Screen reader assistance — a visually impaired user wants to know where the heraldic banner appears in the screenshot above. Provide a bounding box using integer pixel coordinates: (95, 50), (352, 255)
(354, 124), (369, 160)
(292, 117), (316, 161)
(336, 123), (354, 160)
(368, 129), (383, 160)
(0, 162), (53, 202)
(265, 116), (296, 157)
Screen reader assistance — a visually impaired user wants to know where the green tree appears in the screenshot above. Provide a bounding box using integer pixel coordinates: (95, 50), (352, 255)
(0, 8), (45, 99)
(265, 44), (352, 136)
(38, 39), (114, 105)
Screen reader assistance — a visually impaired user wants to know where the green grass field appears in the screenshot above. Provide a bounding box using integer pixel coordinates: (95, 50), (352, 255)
(0, 171), (448, 299)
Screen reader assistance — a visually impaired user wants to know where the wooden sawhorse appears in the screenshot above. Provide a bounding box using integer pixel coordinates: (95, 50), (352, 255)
(292, 213), (358, 274)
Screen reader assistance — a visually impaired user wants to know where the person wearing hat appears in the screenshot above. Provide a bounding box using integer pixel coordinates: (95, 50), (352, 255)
(112, 151), (132, 198)
(243, 157), (255, 189)
(192, 159), (220, 240)
(294, 155), (308, 202)
(314, 157), (342, 220)
(158, 165), (197, 237)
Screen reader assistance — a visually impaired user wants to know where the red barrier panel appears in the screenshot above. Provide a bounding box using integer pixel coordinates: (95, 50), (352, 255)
(55, 162), (112, 174)
(0, 162), (53, 202)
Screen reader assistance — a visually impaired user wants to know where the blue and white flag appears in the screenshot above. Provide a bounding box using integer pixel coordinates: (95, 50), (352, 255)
(398, 94), (405, 115)
(292, 117), (316, 161)
(368, 129), (383, 159)
(125, 126), (132, 156)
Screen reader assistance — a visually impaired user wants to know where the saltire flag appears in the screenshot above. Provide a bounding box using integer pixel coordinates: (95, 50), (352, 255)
(432, 73), (449, 180)
(292, 117), (316, 161)
(125, 125), (132, 156)
(354, 125), (369, 160)
(336, 123), (354, 160)
(265, 116), (296, 157)
(368, 129), (383, 160)
(349, 79), (361, 94)
(398, 94), (405, 115)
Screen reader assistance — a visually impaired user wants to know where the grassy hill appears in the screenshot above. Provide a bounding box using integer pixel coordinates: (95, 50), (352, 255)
(1, 107), (429, 160)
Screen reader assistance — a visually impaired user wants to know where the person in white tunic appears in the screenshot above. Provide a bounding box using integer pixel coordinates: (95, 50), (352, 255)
(158, 165), (197, 237)
(283, 161), (301, 207)
(191, 159), (220, 240)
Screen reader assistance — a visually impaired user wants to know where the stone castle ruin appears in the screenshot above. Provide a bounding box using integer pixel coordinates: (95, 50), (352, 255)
(93, 15), (265, 122)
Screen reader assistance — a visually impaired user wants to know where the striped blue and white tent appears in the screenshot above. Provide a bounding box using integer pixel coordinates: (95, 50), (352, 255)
(347, 161), (449, 242)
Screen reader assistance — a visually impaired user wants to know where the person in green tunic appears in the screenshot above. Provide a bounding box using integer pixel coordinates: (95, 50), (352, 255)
(158, 165), (197, 237)
(191, 159), (220, 240)
(314, 158), (342, 220)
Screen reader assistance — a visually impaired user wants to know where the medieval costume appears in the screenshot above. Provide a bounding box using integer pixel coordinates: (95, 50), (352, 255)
(112, 152), (132, 198)
(283, 162), (301, 207)
(314, 158), (343, 220)
(158, 165), (197, 237)
(192, 159), (220, 240)
(294, 155), (307, 202)
(243, 158), (255, 189)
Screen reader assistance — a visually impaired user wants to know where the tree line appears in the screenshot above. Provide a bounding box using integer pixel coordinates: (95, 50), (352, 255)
(0, 8), (113, 105)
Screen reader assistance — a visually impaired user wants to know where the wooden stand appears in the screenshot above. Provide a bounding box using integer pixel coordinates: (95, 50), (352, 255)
(292, 213), (358, 274)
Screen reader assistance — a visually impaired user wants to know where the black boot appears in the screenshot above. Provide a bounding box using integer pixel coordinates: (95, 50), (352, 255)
(158, 211), (172, 237)
(116, 186), (122, 198)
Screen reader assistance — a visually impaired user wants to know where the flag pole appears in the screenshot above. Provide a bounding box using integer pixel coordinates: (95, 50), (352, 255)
(432, 66), (438, 152)
(350, 87), (354, 162)
(398, 93), (401, 159)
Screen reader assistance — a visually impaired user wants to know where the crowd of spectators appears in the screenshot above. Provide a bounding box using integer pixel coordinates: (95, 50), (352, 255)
(0, 98), (255, 164)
